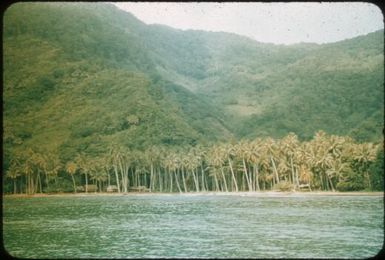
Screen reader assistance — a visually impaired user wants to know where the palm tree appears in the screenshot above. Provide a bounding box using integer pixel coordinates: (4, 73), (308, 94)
(109, 145), (122, 193)
(194, 144), (208, 192)
(65, 161), (77, 193)
(32, 152), (49, 191)
(30, 151), (45, 193)
(46, 153), (62, 187)
(280, 133), (300, 188)
(75, 153), (89, 193)
(145, 146), (159, 192)
(262, 138), (280, 185)
(100, 153), (112, 187)
(119, 149), (132, 193)
(298, 164), (313, 190)
(89, 158), (107, 192)
(185, 148), (200, 192)
(326, 158), (349, 189)
(6, 161), (20, 194)
(351, 142), (378, 189)
(248, 139), (266, 191)
(223, 143), (238, 192)
(234, 140), (253, 191)
(164, 151), (181, 193)
(21, 158), (34, 194)
(208, 144), (228, 192)
(180, 152), (190, 192)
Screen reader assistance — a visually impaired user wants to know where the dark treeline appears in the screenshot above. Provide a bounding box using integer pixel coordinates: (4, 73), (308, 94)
(4, 131), (383, 194)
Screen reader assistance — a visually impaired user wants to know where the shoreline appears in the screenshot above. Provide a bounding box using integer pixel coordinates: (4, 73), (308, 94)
(3, 191), (384, 198)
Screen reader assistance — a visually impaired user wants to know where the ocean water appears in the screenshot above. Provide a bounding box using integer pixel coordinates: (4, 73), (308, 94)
(3, 194), (383, 258)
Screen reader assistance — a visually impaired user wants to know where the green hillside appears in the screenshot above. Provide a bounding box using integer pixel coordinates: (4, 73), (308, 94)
(126, 16), (383, 141)
(3, 2), (384, 163)
(3, 2), (232, 165)
(234, 31), (384, 141)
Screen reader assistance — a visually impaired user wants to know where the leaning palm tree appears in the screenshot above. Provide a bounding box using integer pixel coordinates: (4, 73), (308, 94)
(31, 152), (49, 192)
(262, 138), (280, 185)
(234, 140), (253, 191)
(164, 151), (181, 193)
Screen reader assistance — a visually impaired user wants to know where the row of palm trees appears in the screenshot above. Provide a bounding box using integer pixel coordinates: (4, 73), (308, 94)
(5, 131), (382, 194)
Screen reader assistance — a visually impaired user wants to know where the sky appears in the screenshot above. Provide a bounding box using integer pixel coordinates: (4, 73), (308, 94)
(113, 2), (384, 45)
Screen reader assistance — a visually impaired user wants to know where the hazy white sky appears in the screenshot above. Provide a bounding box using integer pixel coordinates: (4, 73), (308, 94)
(113, 2), (383, 45)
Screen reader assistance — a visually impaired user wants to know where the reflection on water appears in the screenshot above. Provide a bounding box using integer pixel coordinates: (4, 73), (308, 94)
(3, 194), (384, 258)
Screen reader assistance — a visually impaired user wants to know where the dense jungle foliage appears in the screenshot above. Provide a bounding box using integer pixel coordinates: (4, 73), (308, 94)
(3, 3), (384, 193)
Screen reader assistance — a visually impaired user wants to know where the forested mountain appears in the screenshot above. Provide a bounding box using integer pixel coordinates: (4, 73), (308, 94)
(140, 24), (383, 141)
(3, 2), (383, 182)
(3, 2), (233, 164)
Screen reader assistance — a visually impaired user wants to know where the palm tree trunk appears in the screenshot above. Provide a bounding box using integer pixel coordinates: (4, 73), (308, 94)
(174, 170), (182, 193)
(113, 166), (121, 193)
(290, 157), (296, 188)
(200, 164), (206, 191)
(13, 179), (17, 194)
(169, 170), (173, 192)
(255, 164), (260, 191)
(295, 167), (300, 188)
(122, 161), (128, 191)
(85, 172), (88, 193)
(28, 174), (31, 194)
(242, 158), (252, 191)
(328, 175), (335, 191)
(192, 169), (200, 192)
(249, 165), (255, 191)
(323, 173), (329, 191)
(149, 164), (154, 192)
(181, 167), (188, 192)
(213, 172), (219, 192)
(38, 172), (42, 193)
(33, 172), (38, 193)
(71, 174), (76, 193)
(228, 158), (238, 192)
(137, 171), (141, 187)
(271, 156), (280, 184)
(219, 167), (228, 192)
(158, 169), (162, 192)
(44, 171), (50, 191)
(366, 172), (372, 190)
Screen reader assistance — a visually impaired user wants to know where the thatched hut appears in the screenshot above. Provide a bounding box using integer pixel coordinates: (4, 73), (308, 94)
(106, 185), (118, 192)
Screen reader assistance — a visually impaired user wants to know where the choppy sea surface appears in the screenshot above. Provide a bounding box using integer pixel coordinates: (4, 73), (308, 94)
(3, 194), (384, 258)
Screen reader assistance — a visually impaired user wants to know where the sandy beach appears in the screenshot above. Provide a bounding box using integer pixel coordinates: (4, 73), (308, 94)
(3, 191), (384, 198)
